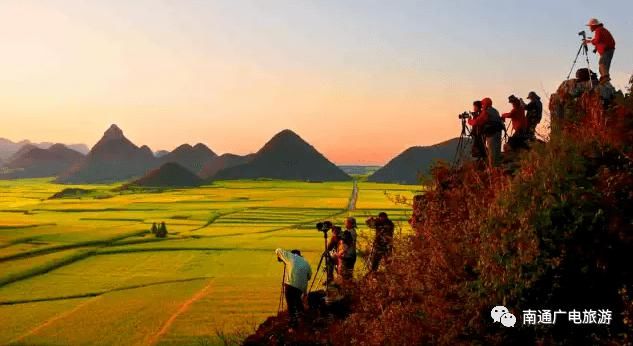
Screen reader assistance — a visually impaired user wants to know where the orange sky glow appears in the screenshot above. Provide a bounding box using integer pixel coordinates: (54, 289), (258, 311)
(1, 1), (631, 165)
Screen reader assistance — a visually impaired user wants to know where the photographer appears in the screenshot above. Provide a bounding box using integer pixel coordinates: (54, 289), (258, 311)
(366, 212), (395, 272)
(468, 98), (503, 167)
(275, 248), (312, 330)
(340, 217), (358, 280)
(525, 92), (542, 140)
(502, 95), (529, 151)
(469, 100), (487, 160)
(326, 226), (342, 282)
(584, 18), (616, 83)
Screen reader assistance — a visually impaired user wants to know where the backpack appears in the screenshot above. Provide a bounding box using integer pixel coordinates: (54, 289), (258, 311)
(482, 107), (504, 136)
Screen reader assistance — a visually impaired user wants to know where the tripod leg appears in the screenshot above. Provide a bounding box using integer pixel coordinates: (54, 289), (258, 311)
(583, 45), (593, 88)
(567, 43), (585, 80)
(308, 253), (325, 293)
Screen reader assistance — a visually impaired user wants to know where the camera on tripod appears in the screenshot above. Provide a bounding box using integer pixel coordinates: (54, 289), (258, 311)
(458, 111), (471, 120)
(578, 30), (587, 39)
(315, 221), (333, 233)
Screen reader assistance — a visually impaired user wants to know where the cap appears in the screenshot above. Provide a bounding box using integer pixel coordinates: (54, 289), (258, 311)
(586, 18), (602, 26)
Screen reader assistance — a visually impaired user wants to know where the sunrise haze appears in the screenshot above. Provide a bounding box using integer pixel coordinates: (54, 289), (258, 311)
(1, 0), (631, 164)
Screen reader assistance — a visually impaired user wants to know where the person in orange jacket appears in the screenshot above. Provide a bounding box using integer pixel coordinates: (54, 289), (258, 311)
(584, 18), (616, 83)
(502, 95), (529, 151)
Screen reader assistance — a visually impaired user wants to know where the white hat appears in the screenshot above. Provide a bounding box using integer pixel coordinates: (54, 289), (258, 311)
(586, 18), (602, 26)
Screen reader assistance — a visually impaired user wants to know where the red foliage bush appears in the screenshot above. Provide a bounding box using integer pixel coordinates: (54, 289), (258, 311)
(333, 89), (633, 345)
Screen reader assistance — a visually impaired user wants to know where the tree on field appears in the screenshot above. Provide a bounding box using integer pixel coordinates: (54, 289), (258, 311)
(156, 221), (168, 238)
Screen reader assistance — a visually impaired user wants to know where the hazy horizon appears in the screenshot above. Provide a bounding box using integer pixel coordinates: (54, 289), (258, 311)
(1, 0), (632, 165)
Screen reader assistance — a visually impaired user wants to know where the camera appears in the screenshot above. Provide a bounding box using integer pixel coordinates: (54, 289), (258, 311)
(578, 30), (586, 39)
(458, 112), (471, 120)
(316, 221), (333, 232)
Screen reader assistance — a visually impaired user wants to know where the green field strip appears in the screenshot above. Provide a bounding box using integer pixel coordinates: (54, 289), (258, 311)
(79, 217), (145, 222)
(0, 277), (213, 306)
(95, 247), (283, 257)
(0, 236), (41, 250)
(31, 208), (158, 212)
(0, 223), (56, 230)
(0, 249), (98, 288)
(0, 230), (149, 263)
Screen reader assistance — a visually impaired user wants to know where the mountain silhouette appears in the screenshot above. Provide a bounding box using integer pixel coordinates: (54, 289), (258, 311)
(158, 143), (217, 174)
(199, 153), (255, 179)
(212, 129), (351, 181)
(368, 138), (467, 185)
(0, 144), (84, 179)
(128, 162), (203, 187)
(154, 150), (170, 158)
(56, 124), (157, 183)
(0, 138), (88, 160)
(7, 144), (39, 162)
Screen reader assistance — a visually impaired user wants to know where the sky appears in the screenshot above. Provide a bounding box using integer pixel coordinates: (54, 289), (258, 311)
(0, 1), (631, 165)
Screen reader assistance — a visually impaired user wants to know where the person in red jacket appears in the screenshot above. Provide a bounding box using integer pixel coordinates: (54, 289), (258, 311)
(502, 95), (529, 151)
(469, 98), (503, 167)
(584, 18), (616, 83)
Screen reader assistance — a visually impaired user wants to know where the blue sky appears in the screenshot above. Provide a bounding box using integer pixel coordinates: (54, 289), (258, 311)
(0, 1), (631, 164)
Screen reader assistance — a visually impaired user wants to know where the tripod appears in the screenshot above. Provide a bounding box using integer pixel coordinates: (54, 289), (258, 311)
(567, 37), (593, 88)
(452, 117), (472, 168)
(278, 263), (286, 314)
(308, 230), (330, 293)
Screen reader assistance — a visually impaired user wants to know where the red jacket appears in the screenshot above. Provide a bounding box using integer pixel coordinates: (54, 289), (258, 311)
(468, 109), (487, 127)
(502, 105), (527, 132)
(591, 26), (616, 55)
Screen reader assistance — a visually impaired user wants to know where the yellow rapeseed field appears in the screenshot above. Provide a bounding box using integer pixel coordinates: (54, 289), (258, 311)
(0, 178), (417, 345)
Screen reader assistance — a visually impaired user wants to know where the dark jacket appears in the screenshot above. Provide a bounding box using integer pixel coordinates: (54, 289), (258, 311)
(525, 99), (543, 126)
(373, 219), (394, 250)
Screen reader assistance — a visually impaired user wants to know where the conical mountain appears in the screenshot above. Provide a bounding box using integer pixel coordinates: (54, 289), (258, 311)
(367, 137), (467, 185)
(212, 130), (351, 181)
(159, 143), (217, 174)
(128, 162), (203, 188)
(56, 124), (157, 183)
(1, 144), (84, 179)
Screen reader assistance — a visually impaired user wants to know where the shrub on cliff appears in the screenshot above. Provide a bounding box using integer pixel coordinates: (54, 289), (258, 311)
(336, 87), (633, 345)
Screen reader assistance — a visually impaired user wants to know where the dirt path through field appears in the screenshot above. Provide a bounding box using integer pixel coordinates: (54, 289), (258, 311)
(348, 180), (358, 211)
(145, 279), (214, 345)
(10, 296), (102, 344)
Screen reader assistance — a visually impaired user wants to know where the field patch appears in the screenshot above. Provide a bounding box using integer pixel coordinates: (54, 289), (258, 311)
(0, 178), (413, 344)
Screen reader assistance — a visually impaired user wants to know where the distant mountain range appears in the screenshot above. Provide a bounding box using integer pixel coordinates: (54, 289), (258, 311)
(199, 153), (254, 179)
(212, 129), (351, 182)
(0, 138), (88, 160)
(367, 138), (467, 185)
(0, 144), (84, 179)
(158, 143), (217, 173)
(2, 124), (465, 185)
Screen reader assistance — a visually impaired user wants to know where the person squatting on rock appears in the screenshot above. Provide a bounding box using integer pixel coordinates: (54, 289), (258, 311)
(468, 97), (504, 167)
(366, 212), (395, 272)
(275, 248), (312, 330)
(502, 95), (529, 151)
(584, 18), (616, 83)
(524, 91), (543, 139)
